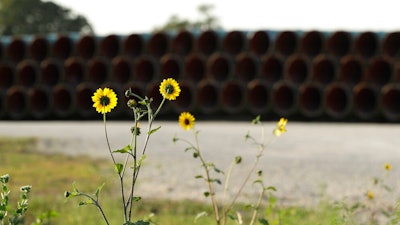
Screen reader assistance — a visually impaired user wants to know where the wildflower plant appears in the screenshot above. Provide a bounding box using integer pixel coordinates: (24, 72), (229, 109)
(65, 78), (180, 225)
(173, 114), (287, 225)
(333, 163), (398, 225)
(0, 174), (31, 225)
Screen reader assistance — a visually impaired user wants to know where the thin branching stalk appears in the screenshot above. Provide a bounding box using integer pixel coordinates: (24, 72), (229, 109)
(128, 97), (166, 220)
(249, 185), (266, 225)
(79, 193), (110, 225)
(193, 130), (221, 225)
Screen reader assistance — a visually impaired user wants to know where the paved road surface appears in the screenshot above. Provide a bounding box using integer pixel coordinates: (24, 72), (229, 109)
(1, 121), (400, 207)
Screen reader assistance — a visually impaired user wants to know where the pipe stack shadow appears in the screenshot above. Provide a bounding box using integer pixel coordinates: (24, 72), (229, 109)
(0, 29), (400, 122)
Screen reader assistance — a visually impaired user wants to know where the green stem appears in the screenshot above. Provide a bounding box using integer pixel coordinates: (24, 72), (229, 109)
(103, 113), (127, 222)
(128, 97), (166, 221)
(249, 185), (266, 225)
(193, 130), (221, 225)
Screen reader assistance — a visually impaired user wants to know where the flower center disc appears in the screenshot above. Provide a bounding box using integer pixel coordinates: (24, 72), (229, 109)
(166, 85), (174, 94)
(100, 96), (110, 106)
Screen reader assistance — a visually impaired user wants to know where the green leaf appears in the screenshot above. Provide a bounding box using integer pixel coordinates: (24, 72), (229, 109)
(94, 183), (105, 197)
(148, 126), (161, 135)
(132, 196), (142, 202)
(213, 167), (224, 174)
(266, 186), (277, 192)
(252, 115), (261, 124)
(193, 152), (199, 158)
(194, 211), (208, 222)
(115, 163), (124, 175)
(129, 220), (150, 225)
(259, 218), (269, 225)
(213, 179), (222, 185)
(137, 154), (147, 168)
(203, 192), (210, 197)
(194, 175), (203, 179)
(113, 145), (132, 154)
(235, 156), (242, 164)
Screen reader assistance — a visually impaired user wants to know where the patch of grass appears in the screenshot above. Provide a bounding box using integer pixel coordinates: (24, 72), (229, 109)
(0, 137), (359, 225)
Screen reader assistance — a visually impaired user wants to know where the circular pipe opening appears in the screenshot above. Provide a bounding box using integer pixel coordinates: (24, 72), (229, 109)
(16, 60), (39, 87)
(271, 81), (298, 116)
(311, 54), (337, 86)
(249, 30), (270, 55)
(134, 55), (158, 83)
(40, 59), (63, 87)
(299, 31), (324, 57)
(64, 57), (86, 86)
(148, 32), (169, 58)
(76, 83), (96, 118)
(380, 84), (400, 121)
(76, 35), (97, 59)
(223, 30), (246, 55)
(112, 56), (132, 84)
(197, 80), (220, 114)
(100, 34), (120, 58)
(206, 53), (233, 82)
(354, 32), (378, 58)
(324, 83), (352, 119)
(183, 53), (206, 82)
(52, 35), (73, 59)
(52, 84), (75, 118)
(160, 54), (182, 80)
(0, 63), (15, 89)
(220, 81), (245, 114)
(261, 54), (283, 84)
(275, 31), (298, 57)
(87, 57), (110, 85)
(123, 34), (145, 57)
(196, 30), (220, 55)
(28, 86), (51, 119)
(235, 53), (259, 82)
(353, 83), (378, 120)
(284, 54), (309, 86)
(326, 31), (352, 57)
(382, 32), (400, 58)
(6, 86), (28, 119)
(338, 55), (365, 87)
(29, 36), (48, 61)
(299, 83), (324, 118)
(171, 30), (194, 56)
(368, 56), (392, 87)
(6, 38), (26, 62)
(247, 79), (270, 115)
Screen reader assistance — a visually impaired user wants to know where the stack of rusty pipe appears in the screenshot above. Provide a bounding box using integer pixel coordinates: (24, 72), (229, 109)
(1, 29), (400, 121)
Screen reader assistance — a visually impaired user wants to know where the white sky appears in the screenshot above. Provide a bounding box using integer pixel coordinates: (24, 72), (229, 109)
(51, 0), (400, 36)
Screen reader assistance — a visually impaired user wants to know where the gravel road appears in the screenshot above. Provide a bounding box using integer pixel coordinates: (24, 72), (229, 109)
(1, 120), (400, 207)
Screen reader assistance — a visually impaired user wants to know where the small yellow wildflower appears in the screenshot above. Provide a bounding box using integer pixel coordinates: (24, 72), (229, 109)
(273, 118), (288, 137)
(159, 78), (181, 100)
(179, 112), (195, 131)
(384, 163), (392, 171)
(92, 88), (118, 114)
(367, 190), (374, 200)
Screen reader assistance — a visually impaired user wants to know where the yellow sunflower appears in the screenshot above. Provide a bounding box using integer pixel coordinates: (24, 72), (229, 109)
(179, 112), (195, 131)
(92, 87), (118, 114)
(367, 190), (374, 200)
(273, 118), (288, 137)
(159, 78), (181, 100)
(384, 163), (392, 171)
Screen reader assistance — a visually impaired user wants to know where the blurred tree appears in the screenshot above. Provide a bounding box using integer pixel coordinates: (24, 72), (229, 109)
(0, 0), (93, 35)
(154, 4), (221, 32)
